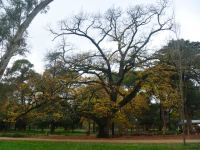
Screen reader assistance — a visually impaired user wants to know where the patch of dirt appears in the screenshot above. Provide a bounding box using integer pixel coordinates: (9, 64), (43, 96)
(31, 134), (200, 140)
(0, 135), (200, 143)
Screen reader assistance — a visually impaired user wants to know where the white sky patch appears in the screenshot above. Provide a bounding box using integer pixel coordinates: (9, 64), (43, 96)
(22, 0), (200, 73)
(174, 0), (200, 41)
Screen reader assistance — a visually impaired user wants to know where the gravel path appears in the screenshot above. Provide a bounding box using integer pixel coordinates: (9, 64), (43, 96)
(0, 137), (200, 143)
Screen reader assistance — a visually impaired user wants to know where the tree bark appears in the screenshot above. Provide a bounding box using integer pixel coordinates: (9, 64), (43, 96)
(185, 107), (192, 135)
(97, 124), (109, 138)
(161, 105), (167, 135)
(15, 118), (27, 131)
(111, 122), (115, 137)
(96, 118), (110, 138)
(92, 121), (96, 133)
(87, 120), (91, 135)
(50, 121), (55, 134)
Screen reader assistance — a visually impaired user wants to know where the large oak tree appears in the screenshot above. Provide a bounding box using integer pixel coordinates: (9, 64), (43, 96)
(52, 0), (173, 137)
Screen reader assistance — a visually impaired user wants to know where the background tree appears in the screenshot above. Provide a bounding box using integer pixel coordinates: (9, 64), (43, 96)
(157, 39), (200, 135)
(0, 0), (54, 79)
(0, 82), (13, 130)
(32, 51), (80, 133)
(120, 64), (180, 134)
(144, 64), (180, 134)
(3, 59), (38, 130)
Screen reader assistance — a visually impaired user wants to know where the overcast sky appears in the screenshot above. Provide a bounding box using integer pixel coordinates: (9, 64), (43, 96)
(22, 0), (200, 73)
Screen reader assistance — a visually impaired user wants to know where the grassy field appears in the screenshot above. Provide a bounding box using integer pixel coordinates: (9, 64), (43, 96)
(0, 141), (200, 150)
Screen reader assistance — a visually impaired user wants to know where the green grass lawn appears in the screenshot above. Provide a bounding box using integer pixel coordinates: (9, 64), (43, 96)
(0, 142), (200, 150)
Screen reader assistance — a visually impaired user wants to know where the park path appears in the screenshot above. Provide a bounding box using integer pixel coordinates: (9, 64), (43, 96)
(0, 137), (200, 143)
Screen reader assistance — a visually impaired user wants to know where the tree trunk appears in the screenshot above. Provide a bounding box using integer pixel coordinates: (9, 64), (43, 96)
(159, 104), (162, 131)
(50, 122), (55, 134)
(185, 107), (192, 135)
(97, 124), (109, 138)
(15, 118), (26, 131)
(168, 110), (171, 130)
(92, 121), (96, 133)
(162, 110), (167, 135)
(96, 118), (110, 138)
(111, 122), (115, 137)
(87, 120), (91, 135)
